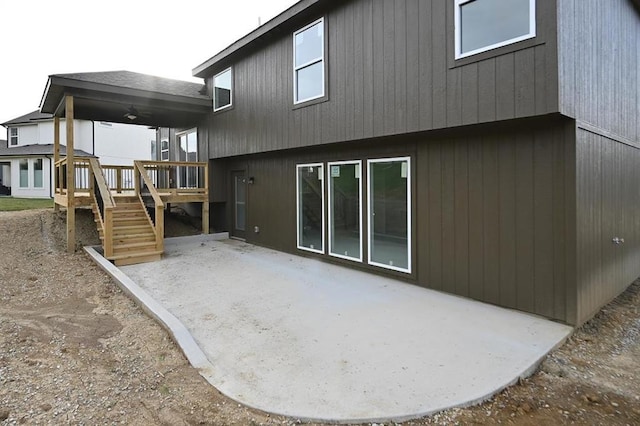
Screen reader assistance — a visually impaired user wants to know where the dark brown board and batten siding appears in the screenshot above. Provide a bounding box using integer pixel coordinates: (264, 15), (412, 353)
(558, 0), (640, 142)
(576, 128), (640, 325)
(416, 119), (575, 323)
(558, 0), (640, 325)
(203, 0), (560, 159)
(212, 118), (576, 323)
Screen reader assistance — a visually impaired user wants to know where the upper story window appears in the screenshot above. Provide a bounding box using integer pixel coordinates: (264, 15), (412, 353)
(9, 128), (18, 146)
(455, 0), (536, 59)
(293, 18), (325, 104)
(213, 68), (233, 112)
(160, 139), (169, 161)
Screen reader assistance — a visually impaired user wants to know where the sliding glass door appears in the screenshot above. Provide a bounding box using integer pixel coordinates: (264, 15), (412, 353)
(367, 157), (411, 273)
(328, 161), (362, 261)
(296, 163), (324, 253)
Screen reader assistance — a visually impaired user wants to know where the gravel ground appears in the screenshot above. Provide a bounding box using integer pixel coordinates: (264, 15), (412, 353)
(1, 208), (639, 425)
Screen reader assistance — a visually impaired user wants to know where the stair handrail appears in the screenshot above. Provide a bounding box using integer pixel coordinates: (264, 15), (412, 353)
(134, 160), (164, 253)
(88, 158), (115, 258)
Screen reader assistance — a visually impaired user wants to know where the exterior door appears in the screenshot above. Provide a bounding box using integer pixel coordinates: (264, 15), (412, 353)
(232, 171), (247, 239)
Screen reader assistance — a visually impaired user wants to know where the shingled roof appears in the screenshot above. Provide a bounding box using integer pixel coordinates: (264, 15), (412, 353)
(0, 144), (94, 158)
(49, 71), (208, 100)
(2, 110), (52, 127)
(40, 70), (211, 128)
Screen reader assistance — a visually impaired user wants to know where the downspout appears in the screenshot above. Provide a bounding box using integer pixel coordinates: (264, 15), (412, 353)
(46, 155), (53, 198)
(91, 120), (95, 155)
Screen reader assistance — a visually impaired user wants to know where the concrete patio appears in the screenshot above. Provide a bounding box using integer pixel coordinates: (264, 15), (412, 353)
(86, 234), (572, 423)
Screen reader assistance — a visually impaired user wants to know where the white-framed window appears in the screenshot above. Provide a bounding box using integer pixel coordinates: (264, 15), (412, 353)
(455, 0), (536, 59)
(9, 128), (18, 146)
(296, 163), (325, 253)
(367, 157), (411, 273)
(293, 18), (325, 104)
(19, 159), (28, 187)
(160, 139), (169, 161)
(33, 158), (43, 188)
(328, 160), (362, 262)
(177, 129), (198, 188)
(213, 68), (233, 112)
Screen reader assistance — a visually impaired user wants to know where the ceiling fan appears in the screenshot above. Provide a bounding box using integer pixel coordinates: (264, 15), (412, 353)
(123, 106), (152, 121)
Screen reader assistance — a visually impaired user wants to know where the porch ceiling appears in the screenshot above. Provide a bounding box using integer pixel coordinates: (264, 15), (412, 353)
(40, 71), (212, 129)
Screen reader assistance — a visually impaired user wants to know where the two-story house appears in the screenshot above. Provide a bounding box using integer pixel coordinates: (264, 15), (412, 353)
(34, 0), (639, 326)
(1, 110), (155, 198)
(187, 0), (640, 326)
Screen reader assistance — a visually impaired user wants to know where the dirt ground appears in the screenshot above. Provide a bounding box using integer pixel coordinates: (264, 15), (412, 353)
(1, 209), (639, 425)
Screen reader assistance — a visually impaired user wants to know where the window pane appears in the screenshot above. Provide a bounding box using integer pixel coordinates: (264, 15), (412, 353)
(235, 175), (246, 231)
(19, 159), (28, 187)
(460, 0), (531, 55)
(296, 62), (323, 102)
(329, 162), (361, 261)
(214, 69), (232, 110)
(34, 159), (43, 188)
(295, 21), (323, 67)
(369, 159), (410, 271)
(10, 128), (18, 146)
(179, 135), (187, 162)
(297, 164), (324, 252)
(187, 132), (197, 162)
(151, 140), (157, 159)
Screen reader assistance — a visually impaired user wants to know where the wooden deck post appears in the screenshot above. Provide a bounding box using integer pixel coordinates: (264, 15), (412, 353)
(202, 162), (209, 234)
(53, 117), (60, 212)
(65, 96), (76, 253)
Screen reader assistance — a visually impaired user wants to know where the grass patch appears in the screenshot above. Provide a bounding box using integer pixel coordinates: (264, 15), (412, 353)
(0, 197), (54, 212)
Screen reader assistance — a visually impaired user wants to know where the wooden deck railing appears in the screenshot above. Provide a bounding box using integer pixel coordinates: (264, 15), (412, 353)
(136, 161), (208, 201)
(88, 158), (115, 258)
(55, 158), (209, 244)
(54, 156), (93, 195)
(134, 161), (165, 253)
(102, 165), (135, 193)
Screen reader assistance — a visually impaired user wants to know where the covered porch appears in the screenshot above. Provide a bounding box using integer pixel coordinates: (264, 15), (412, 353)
(40, 71), (212, 264)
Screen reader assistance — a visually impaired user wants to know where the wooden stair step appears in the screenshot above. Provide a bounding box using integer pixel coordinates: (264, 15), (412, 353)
(113, 234), (156, 244)
(113, 241), (158, 251)
(111, 218), (149, 226)
(113, 246), (158, 256)
(112, 224), (153, 232)
(109, 250), (163, 266)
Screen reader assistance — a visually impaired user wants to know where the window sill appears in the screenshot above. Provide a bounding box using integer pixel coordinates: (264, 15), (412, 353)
(449, 39), (545, 69)
(292, 94), (329, 110)
(213, 104), (234, 115)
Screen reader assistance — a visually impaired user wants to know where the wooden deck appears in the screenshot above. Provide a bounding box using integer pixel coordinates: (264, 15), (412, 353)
(54, 158), (209, 265)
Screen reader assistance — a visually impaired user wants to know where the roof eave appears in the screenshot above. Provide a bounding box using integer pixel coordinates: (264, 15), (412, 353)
(192, 0), (322, 78)
(43, 76), (211, 111)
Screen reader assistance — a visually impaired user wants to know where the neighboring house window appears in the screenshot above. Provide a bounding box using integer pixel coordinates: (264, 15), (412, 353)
(9, 128), (18, 146)
(297, 163), (325, 253)
(19, 159), (28, 187)
(160, 139), (169, 161)
(177, 130), (198, 188)
(293, 18), (325, 104)
(368, 157), (411, 273)
(328, 160), (362, 262)
(33, 159), (43, 188)
(213, 68), (233, 111)
(151, 139), (157, 160)
(455, 0), (536, 59)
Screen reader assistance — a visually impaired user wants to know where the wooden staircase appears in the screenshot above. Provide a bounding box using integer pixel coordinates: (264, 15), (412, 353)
(93, 196), (162, 266)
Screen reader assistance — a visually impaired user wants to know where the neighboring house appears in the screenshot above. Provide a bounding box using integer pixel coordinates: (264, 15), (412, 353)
(185, 0), (640, 326)
(0, 139), (8, 195)
(1, 110), (155, 198)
